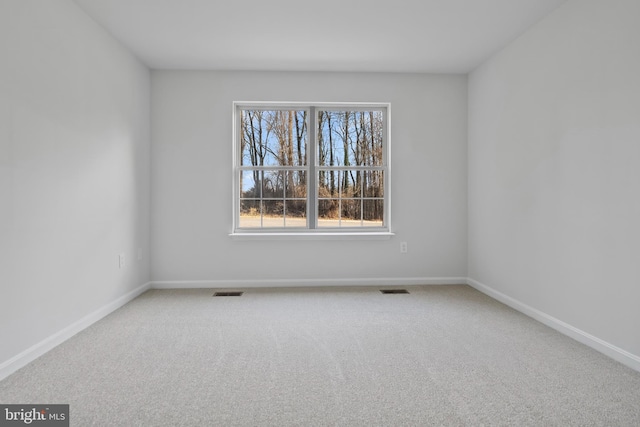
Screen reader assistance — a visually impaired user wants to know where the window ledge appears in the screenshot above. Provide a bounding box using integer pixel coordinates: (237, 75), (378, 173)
(229, 231), (395, 241)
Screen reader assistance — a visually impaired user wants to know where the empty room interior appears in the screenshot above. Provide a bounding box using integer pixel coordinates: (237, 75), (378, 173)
(1, 0), (640, 425)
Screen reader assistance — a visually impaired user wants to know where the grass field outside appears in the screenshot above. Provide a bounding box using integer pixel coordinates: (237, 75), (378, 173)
(239, 215), (382, 228)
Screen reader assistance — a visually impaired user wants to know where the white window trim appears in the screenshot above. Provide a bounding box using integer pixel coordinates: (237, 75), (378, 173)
(230, 101), (393, 239)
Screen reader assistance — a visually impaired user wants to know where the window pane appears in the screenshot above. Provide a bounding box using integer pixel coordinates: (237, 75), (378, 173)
(318, 170), (340, 198)
(341, 199), (362, 224)
(364, 170), (384, 197)
(284, 200), (306, 228)
(263, 170), (284, 198)
(285, 170), (306, 198)
(338, 170), (361, 198)
(240, 171), (260, 199)
(239, 200), (261, 228)
(241, 110), (307, 167)
(261, 200), (284, 227)
(318, 199), (340, 227)
(317, 110), (383, 167)
(363, 199), (384, 226)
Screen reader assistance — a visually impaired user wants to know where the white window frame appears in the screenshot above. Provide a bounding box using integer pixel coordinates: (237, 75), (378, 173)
(231, 101), (393, 240)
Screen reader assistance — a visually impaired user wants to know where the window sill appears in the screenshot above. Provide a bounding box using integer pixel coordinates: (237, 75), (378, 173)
(229, 231), (395, 241)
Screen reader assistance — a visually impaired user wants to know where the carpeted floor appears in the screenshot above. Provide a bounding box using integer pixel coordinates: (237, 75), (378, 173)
(1, 285), (639, 426)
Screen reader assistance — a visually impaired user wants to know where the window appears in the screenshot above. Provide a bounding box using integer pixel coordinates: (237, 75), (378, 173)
(232, 102), (390, 236)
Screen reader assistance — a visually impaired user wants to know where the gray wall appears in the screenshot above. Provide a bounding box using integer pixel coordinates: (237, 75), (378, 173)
(0, 0), (150, 367)
(151, 71), (468, 285)
(468, 0), (640, 359)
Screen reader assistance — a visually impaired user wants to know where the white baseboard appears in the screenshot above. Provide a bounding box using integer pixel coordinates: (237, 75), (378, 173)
(0, 282), (152, 381)
(467, 277), (640, 373)
(150, 277), (467, 289)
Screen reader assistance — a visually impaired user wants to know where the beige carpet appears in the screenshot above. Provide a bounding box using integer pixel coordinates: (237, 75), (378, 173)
(1, 285), (639, 426)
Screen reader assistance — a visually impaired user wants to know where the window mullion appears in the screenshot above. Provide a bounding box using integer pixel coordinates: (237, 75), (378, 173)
(308, 106), (317, 229)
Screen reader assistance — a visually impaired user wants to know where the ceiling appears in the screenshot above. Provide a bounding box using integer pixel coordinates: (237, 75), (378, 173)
(73, 0), (567, 73)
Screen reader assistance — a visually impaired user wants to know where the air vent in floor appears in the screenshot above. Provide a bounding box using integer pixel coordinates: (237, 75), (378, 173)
(380, 289), (410, 294)
(213, 291), (244, 297)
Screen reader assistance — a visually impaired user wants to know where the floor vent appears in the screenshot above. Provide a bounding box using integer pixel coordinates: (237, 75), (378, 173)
(213, 291), (244, 297)
(380, 289), (410, 294)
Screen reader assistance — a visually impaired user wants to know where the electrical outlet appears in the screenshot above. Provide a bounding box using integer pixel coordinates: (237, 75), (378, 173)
(118, 253), (125, 269)
(400, 242), (408, 253)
